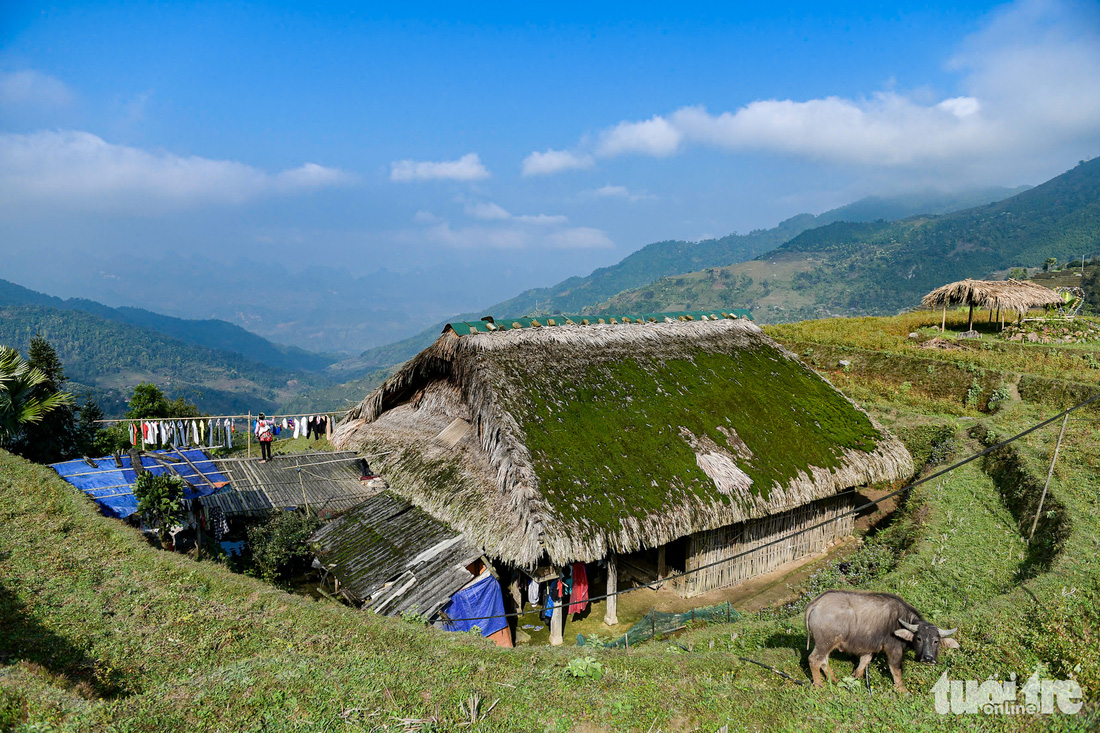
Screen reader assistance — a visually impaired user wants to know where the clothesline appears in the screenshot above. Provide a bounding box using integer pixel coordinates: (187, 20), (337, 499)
(94, 409), (350, 425)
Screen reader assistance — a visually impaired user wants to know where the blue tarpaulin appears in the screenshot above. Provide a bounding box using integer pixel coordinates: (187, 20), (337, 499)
(50, 449), (230, 519)
(439, 572), (508, 638)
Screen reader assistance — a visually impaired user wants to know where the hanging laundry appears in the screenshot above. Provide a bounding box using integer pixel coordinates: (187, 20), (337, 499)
(292, 418), (301, 439)
(527, 577), (540, 605)
(568, 562), (589, 615)
(223, 418), (233, 449)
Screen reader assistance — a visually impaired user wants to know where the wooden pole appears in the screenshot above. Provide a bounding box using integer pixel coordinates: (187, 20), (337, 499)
(247, 411), (252, 459)
(967, 303), (974, 332)
(604, 554), (619, 626)
(657, 545), (667, 581)
(942, 303), (947, 333)
(1029, 413), (1069, 542)
(550, 594), (564, 646)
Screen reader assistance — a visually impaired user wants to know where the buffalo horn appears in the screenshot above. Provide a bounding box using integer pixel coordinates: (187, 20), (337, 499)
(898, 619), (918, 632)
(938, 627), (957, 637)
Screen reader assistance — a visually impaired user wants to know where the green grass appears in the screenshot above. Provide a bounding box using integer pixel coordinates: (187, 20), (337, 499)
(3, 313), (1100, 731)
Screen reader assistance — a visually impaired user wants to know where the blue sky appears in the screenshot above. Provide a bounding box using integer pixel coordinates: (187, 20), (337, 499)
(2, 0), (1099, 322)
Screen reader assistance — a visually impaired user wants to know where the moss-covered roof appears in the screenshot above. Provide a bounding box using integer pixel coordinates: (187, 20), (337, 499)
(333, 319), (912, 566)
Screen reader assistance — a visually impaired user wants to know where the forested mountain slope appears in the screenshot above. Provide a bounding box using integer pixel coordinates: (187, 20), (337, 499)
(0, 279), (336, 373)
(594, 159), (1100, 322)
(330, 186), (1024, 379)
(0, 304), (326, 416)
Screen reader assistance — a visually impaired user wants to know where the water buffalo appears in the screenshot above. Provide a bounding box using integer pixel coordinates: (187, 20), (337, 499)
(805, 590), (959, 692)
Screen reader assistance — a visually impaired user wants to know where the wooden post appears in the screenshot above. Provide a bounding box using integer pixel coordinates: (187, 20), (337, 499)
(550, 598), (564, 646)
(657, 545), (667, 580)
(942, 303), (947, 333)
(1029, 413), (1069, 542)
(967, 303), (974, 332)
(247, 411), (252, 458)
(604, 554), (619, 626)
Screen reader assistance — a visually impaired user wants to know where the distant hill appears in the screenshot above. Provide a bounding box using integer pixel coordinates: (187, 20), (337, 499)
(0, 303), (332, 416)
(328, 186), (1027, 379)
(0, 279), (337, 373)
(593, 160), (1100, 322)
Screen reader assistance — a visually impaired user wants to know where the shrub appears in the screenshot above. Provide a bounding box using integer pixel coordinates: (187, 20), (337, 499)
(132, 472), (186, 543)
(245, 510), (322, 583)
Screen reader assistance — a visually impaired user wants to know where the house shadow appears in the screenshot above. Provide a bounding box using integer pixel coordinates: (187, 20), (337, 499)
(0, 576), (129, 699)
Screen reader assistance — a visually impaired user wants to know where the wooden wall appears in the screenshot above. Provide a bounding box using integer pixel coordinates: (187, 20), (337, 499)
(670, 494), (854, 597)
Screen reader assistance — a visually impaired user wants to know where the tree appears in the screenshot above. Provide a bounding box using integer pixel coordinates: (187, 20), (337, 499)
(125, 383), (202, 419)
(133, 472), (187, 545)
(12, 335), (82, 463)
(0, 345), (73, 446)
(1044, 257), (1059, 272)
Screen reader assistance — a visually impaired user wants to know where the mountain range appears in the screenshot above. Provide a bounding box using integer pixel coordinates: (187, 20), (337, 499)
(592, 159), (1100, 322)
(13, 174), (1093, 417)
(329, 185), (1029, 379)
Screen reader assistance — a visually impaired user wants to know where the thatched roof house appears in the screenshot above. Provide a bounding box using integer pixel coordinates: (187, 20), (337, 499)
(922, 279), (1063, 331)
(333, 317), (911, 590)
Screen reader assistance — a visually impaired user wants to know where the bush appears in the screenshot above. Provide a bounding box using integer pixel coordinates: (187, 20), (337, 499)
(132, 472), (186, 543)
(245, 510), (323, 583)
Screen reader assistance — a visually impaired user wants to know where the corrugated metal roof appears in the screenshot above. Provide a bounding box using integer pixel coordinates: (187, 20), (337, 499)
(200, 452), (380, 517)
(309, 491), (482, 618)
(445, 309), (752, 335)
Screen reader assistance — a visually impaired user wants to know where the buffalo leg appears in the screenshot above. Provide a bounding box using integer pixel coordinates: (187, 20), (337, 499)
(853, 654), (873, 679)
(886, 647), (907, 693)
(808, 647), (830, 687)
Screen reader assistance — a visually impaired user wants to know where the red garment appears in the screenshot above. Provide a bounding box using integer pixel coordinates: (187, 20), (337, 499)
(568, 562), (589, 614)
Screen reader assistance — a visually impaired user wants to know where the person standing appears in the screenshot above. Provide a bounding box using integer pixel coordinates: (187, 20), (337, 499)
(255, 412), (274, 462)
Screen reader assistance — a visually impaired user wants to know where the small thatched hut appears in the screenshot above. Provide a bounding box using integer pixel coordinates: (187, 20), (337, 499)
(921, 279), (1063, 332)
(332, 316), (912, 642)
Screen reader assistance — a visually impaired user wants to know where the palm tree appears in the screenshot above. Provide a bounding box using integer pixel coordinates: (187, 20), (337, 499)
(0, 346), (74, 443)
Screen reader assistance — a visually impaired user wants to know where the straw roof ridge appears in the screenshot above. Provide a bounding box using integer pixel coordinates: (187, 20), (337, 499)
(334, 318), (913, 566)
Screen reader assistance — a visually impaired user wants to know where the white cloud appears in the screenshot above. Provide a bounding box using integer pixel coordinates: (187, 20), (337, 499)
(390, 152), (489, 182)
(546, 227), (615, 249)
(410, 207), (607, 251)
(538, 0), (1100, 178)
(597, 115), (682, 157)
(464, 201), (512, 220)
(464, 200), (568, 225)
(0, 129), (355, 214)
(514, 213), (569, 225)
(589, 184), (654, 202)
(521, 148), (594, 176)
(0, 70), (74, 109)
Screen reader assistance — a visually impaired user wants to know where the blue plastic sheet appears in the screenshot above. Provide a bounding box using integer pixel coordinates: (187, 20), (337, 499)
(50, 449), (229, 519)
(439, 573), (508, 638)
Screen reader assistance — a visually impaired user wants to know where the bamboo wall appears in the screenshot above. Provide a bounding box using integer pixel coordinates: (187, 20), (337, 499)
(671, 494), (854, 597)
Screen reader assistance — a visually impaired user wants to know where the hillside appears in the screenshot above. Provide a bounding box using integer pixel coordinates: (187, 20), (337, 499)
(330, 187), (1025, 380)
(594, 159), (1100, 321)
(0, 279), (337, 373)
(2, 311), (1097, 731)
(0, 303), (330, 416)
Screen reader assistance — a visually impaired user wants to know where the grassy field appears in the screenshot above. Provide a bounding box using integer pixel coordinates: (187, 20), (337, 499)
(2, 315), (1099, 731)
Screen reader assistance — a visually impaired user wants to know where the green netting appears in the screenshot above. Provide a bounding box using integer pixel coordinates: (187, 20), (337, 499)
(577, 601), (740, 648)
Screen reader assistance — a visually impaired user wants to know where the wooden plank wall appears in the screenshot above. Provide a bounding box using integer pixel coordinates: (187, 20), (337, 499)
(672, 495), (854, 597)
